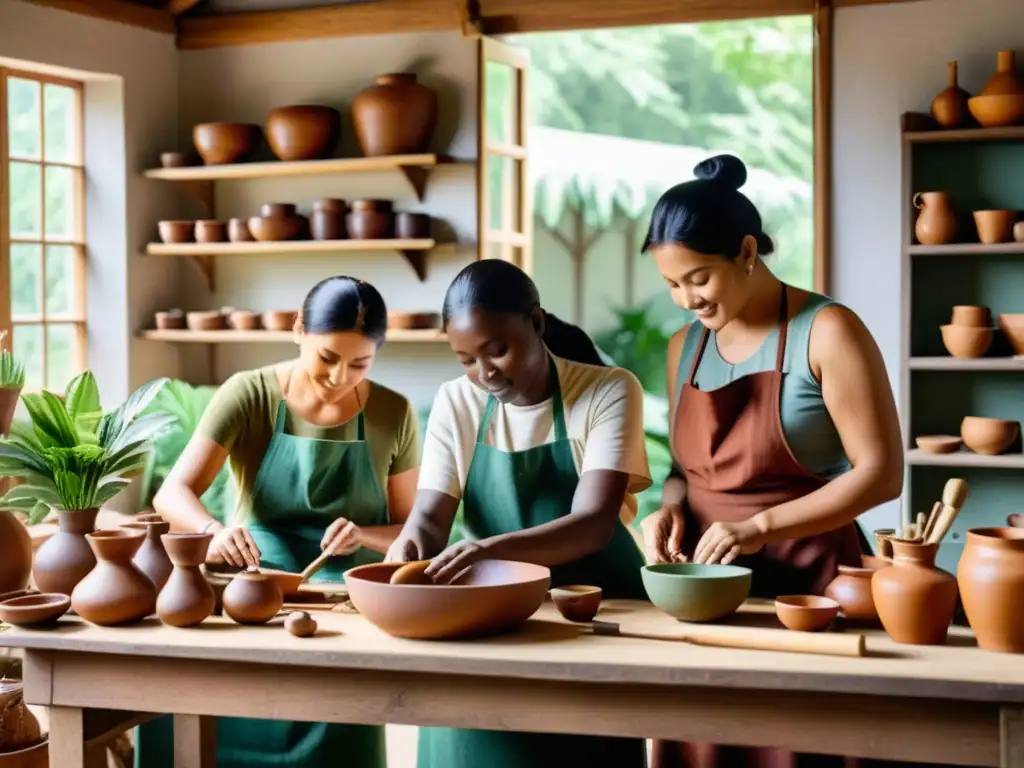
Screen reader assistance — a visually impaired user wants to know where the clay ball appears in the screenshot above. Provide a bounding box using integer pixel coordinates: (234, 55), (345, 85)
(285, 611), (317, 638)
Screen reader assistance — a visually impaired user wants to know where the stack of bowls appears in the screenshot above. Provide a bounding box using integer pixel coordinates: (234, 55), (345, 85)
(940, 305), (993, 358)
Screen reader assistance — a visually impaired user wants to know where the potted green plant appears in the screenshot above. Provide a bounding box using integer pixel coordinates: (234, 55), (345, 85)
(0, 371), (173, 595)
(0, 331), (24, 438)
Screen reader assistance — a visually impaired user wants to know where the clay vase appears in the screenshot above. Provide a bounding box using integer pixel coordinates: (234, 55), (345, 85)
(824, 565), (879, 623)
(930, 61), (971, 129)
(32, 508), (99, 595)
(265, 104), (341, 162)
(156, 533), (215, 628)
(122, 518), (172, 591)
(913, 192), (957, 246)
(871, 539), (958, 645)
(221, 572), (283, 625)
(351, 73), (438, 157)
(71, 529), (157, 626)
(0, 510), (32, 595)
(957, 527), (1024, 653)
(979, 50), (1023, 97)
(0, 385), (20, 436)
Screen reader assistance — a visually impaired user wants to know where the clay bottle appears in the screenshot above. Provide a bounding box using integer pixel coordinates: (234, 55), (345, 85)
(979, 50), (1023, 97)
(913, 192), (957, 246)
(351, 73), (438, 157)
(221, 572), (283, 625)
(871, 538), (958, 645)
(824, 565), (879, 623)
(930, 61), (971, 129)
(957, 526), (1024, 653)
(32, 508), (99, 595)
(122, 517), (173, 591)
(156, 532), (216, 628)
(71, 529), (157, 626)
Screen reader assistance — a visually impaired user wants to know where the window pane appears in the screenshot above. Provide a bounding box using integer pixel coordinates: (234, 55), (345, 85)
(487, 155), (520, 231)
(44, 83), (77, 164)
(12, 325), (43, 392)
(46, 324), (75, 391)
(45, 165), (77, 240)
(9, 161), (42, 239)
(10, 243), (42, 317)
(7, 78), (41, 160)
(45, 245), (77, 317)
(485, 61), (516, 144)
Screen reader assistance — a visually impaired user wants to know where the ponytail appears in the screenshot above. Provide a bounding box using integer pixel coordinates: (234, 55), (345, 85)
(542, 311), (606, 367)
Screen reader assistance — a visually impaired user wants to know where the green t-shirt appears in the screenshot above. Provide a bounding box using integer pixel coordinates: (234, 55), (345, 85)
(195, 365), (421, 524)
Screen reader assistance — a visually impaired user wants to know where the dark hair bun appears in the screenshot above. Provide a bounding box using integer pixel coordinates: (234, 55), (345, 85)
(756, 231), (775, 256)
(693, 154), (747, 191)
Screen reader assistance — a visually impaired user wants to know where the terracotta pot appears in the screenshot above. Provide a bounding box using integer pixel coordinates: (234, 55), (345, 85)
(871, 539), (957, 645)
(32, 508), (98, 595)
(352, 73), (438, 157)
(194, 220), (227, 244)
(913, 192), (957, 245)
(930, 60), (971, 129)
(824, 565), (878, 623)
(221, 572), (283, 625)
(160, 151), (190, 168)
(156, 533), (215, 628)
(974, 210), (1017, 244)
(951, 305), (991, 327)
(155, 311), (185, 330)
(285, 611), (318, 637)
(395, 212), (430, 239)
(157, 221), (194, 244)
(262, 311), (298, 332)
(967, 50), (1024, 127)
(0, 680), (43, 756)
(261, 203), (296, 218)
(265, 104), (341, 162)
(192, 122), (261, 165)
(346, 210), (392, 240)
(961, 416), (1019, 455)
(314, 198), (346, 214)
(310, 210), (345, 241)
(71, 529), (157, 625)
(940, 325), (992, 358)
(121, 518), (172, 591)
(958, 527), (1024, 653)
(248, 215), (306, 242)
(0, 510), (32, 595)
(227, 218), (254, 243)
(999, 314), (1024, 355)
(229, 310), (261, 331)
(186, 311), (227, 332)
(0, 739), (48, 767)
(0, 385), (20, 436)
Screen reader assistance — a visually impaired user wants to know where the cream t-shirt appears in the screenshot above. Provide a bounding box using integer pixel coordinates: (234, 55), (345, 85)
(419, 354), (652, 528)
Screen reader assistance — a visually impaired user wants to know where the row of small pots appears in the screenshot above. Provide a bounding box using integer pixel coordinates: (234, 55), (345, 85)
(154, 308), (442, 333)
(916, 415), (1021, 456)
(940, 305), (1024, 358)
(929, 50), (1024, 129)
(914, 192), (1024, 246)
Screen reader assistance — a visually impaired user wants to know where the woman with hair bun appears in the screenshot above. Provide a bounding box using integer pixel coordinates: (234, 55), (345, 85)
(136, 275), (420, 768)
(643, 154), (904, 767)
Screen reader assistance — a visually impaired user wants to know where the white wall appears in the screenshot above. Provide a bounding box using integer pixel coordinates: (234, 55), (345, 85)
(832, 0), (1024, 531)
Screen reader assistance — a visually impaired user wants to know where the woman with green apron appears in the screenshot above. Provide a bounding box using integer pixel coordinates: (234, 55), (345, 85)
(387, 259), (652, 768)
(135, 276), (421, 768)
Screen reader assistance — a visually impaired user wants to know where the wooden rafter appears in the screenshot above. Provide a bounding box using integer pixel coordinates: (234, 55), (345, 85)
(19, 0), (174, 33)
(166, 0), (205, 15)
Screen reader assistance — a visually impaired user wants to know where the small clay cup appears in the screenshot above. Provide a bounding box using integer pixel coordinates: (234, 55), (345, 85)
(227, 218), (254, 242)
(395, 212), (431, 239)
(229, 310), (261, 331)
(187, 311), (228, 332)
(195, 220), (227, 244)
(262, 310), (298, 332)
(951, 305), (991, 327)
(222, 572), (283, 625)
(160, 152), (190, 168)
(974, 210), (1017, 244)
(550, 585), (602, 622)
(158, 220), (195, 244)
(775, 595), (840, 632)
(155, 310), (185, 330)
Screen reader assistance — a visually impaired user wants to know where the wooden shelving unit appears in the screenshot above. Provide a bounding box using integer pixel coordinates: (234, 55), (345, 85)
(909, 357), (1024, 371)
(909, 242), (1024, 256)
(906, 449), (1024, 469)
(139, 328), (447, 344)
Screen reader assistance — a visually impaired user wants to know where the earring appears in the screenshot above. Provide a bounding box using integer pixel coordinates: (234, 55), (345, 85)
(746, 264), (754, 275)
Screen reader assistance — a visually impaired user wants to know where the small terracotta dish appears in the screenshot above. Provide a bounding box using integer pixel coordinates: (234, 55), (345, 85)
(0, 593), (71, 627)
(915, 434), (963, 454)
(961, 416), (1020, 455)
(775, 595), (840, 632)
(940, 325), (993, 358)
(550, 585), (602, 623)
(158, 220), (195, 244)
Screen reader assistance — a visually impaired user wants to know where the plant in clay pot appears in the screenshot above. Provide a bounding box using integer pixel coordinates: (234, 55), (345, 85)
(0, 371), (172, 596)
(0, 332), (25, 438)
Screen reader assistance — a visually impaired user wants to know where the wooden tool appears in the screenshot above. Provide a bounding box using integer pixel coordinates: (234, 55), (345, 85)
(921, 501), (943, 542)
(588, 619), (865, 658)
(299, 549), (334, 584)
(925, 478), (969, 545)
(915, 511), (928, 540)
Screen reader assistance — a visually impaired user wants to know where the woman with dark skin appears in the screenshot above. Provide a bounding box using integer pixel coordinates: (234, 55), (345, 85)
(387, 259), (651, 768)
(642, 155), (904, 768)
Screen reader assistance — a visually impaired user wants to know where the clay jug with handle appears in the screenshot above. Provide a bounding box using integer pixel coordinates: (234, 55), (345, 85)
(913, 192), (957, 245)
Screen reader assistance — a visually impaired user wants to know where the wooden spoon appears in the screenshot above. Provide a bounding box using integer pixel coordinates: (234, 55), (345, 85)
(925, 478), (969, 545)
(299, 549), (334, 584)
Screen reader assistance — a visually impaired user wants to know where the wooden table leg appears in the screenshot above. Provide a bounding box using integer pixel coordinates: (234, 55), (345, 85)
(1001, 705), (1024, 768)
(173, 713), (216, 767)
(48, 706), (86, 768)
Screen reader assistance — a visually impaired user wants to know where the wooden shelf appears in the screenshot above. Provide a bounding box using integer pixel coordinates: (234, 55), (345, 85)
(906, 448), (1024, 469)
(909, 357), (1024, 371)
(140, 329), (447, 344)
(903, 125), (1024, 144)
(908, 242), (1024, 257)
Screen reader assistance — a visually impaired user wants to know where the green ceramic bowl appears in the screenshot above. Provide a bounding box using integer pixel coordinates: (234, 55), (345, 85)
(641, 563), (752, 622)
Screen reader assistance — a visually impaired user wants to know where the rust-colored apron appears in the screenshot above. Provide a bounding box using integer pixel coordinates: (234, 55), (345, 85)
(653, 287), (869, 768)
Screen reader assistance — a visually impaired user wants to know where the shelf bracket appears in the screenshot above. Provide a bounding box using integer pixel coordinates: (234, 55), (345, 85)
(400, 250), (429, 282)
(190, 255), (216, 292)
(398, 165), (430, 201)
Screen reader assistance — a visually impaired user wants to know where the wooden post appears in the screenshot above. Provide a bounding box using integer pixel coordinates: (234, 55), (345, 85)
(813, 0), (834, 295)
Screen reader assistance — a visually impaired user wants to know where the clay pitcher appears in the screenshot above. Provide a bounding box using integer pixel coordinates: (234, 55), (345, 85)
(156, 532), (216, 627)
(0, 385), (20, 436)
(871, 538), (958, 645)
(122, 518), (172, 591)
(0, 510), (32, 595)
(32, 508), (99, 595)
(351, 73), (438, 157)
(957, 527), (1024, 653)
(913, 192), (957, 246)
(71, 529), (157, 626)
(930, 61), (971, 129)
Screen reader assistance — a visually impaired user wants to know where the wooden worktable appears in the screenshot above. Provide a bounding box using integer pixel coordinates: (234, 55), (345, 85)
(2, 599), (1022, 767)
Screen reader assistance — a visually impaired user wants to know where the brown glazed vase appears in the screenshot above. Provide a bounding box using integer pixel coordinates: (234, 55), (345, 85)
(156, 533), (215, 628)
(913, 192), (957, 246)
(32, 508), (99, 595)
(958, 527), (1024, 653)
(930, 61), (971, 129)
(122, 518), (172, 591)
(265, 104), (341, 162)
(221, 572), (283, 625)
(0, 510), (32, 595)
(0, 385), (20, 436)
(871, 539), (958, 645)
(823, 565), (879, 623)
(71, 529), (157, 626)
(351, 73), (438, 157)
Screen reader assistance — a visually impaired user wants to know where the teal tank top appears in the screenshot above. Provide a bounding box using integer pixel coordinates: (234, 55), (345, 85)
(674, 291), (851, 480)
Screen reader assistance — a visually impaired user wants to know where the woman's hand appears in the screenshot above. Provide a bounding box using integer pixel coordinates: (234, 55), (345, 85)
(424, 539), (490, 584)
(692, 519), (765, 565)
(207, 524), (261, 568)
(641, 505), (687, 564)
(321, 517), (361, 556)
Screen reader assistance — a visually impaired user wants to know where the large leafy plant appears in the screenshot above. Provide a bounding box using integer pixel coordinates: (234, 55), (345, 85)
(0, 372), (172, 523)
(0, 332), (25, 389)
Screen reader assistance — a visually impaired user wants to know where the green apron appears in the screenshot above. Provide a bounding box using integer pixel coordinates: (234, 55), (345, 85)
(418, 357), (648, 768)
(136, 398), (388, 768)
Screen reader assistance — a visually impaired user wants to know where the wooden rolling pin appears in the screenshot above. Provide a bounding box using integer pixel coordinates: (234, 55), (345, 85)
(925, 478), (969, 545)
(588, 619), (865, 658)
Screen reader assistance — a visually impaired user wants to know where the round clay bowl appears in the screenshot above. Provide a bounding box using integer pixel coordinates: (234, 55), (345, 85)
(248, 215), (304, 242)
(998, 314), (1024, 355)
(186, 311), (227, 332)
(951, 305), (991, 327)
(940, 324), (993, 358)
(640, 563), (752, 622)
(961, 416), (1020, 455)
(229, 310), (261, 330)
(915, 434), (963, 454)
(0, 593), (70, 627)
(192, 121), (260, 165)
(155, 311), (185, 330)
(158, 220), (195, 244)
(265, 104), (341, 162)
(194, 219), (227, 244)
(968, 94), (1024, 128)
(550, 585), (602, 623)
(160, 151), (190, 168)
(973, 209), (1017, 244)
(227, 217), (254, 242)
(344, 559), (550, 640)
(262, 310), (298, 332)
(775, 595), (839, 632)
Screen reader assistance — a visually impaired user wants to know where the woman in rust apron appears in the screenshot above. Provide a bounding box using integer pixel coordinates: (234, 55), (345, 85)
(640, 154), (905, 768)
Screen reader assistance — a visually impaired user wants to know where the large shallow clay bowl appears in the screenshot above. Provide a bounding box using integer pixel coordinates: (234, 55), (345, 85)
(999, 314), (1024, 355)
(641, 563), (752, 622)
(193, 121), (261, 165)
(265, 104), (341, 162)
(0, 592), (71, 627)
(775, 595), (839, 632)
(344, 559), (550, 640)
(968, 94), (1024, 128)
(915, 434), (963, 454)
(961, 416), (1020, 455)
(940, 324), (993, 358)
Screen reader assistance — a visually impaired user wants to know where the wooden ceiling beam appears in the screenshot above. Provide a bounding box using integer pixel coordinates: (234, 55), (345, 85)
(166, 0), (205, 15)
(19, 0), (175, 34)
